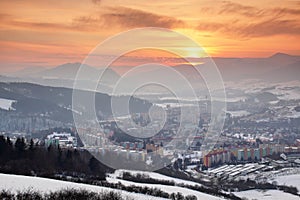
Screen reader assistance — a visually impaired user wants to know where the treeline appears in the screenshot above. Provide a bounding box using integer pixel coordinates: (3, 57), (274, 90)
(121, 172), (175, 186)
(156, 167), (214, 187)
(90, 181), (197, 200)
(0, 135), (111, 180)
(119, 172), (242, 200)
(0, 111), (66, 133)
(0, 136), (197, 200)
(0, 188), (198, 200)
(0, 189), (131, 200)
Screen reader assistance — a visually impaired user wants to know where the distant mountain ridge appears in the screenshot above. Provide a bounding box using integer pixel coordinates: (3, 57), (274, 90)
(1, 53), (300, 92)
(118, 53), (300, 86)
(215, 53), (300, 82)
(11, 62), (120, 81)
(2, 63), (121, 93)
(9, 66), (47, 77)
(189, 52), (300, 83)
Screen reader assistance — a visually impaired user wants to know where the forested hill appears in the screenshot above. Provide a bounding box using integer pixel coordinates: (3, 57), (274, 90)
(0, 82), (151, 132)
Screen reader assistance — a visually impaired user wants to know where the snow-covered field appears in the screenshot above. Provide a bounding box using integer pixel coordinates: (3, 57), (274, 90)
(0, 173), (166, 200)
(107, 170), (224, 200)
(0, 172), (225, 199)
(107, 177), (224, 200)
(234, 189), (299, 200)
(0, 98), (16, 110)
(226, 110), (250, 117)
(0, 168), (298, 200)
(109, 170), (300, 200)
(268, 84), (300, 100)
(273, 174), (300, 193)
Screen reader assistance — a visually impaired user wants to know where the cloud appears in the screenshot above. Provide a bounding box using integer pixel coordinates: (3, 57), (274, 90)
(197, 18), (300, 38)
(91, 0), (101, 4)
(0, 13), (11, 20)
(205, 1), (300, 18)
(0, 12), (77, 32)
(219, 1), (263, 17)
(10, 21), (73, 31)
(0, 6), (184, 33)
(104, 7), (185, 28)
(197, 1), (300, 38)
(236, 18), (300, 37)
(271, 7), (300, 17)
(73, 6), (185, 30)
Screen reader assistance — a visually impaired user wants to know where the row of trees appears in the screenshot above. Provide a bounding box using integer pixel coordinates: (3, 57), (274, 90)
(119, 171), (243, 200)
(0, 189), (128, 200)
(0, 135), (110, 180)
(0, 188), (198, 200)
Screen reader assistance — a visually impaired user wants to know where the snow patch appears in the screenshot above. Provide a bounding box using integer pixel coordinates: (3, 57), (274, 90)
(273, 174), (300, 193)
(0, 98), (16, 110)
(234, 189), (299, 200)
(227, 110), (250, 117)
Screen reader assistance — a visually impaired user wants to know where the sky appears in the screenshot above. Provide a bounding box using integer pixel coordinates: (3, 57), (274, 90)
(0, 0), (300, 72)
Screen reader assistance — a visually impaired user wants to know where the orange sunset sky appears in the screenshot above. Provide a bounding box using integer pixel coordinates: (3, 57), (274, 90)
(0, 0), (300, 72)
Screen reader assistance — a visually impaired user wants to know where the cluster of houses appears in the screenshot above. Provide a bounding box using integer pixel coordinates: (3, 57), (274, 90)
(45, 132), (77, 148)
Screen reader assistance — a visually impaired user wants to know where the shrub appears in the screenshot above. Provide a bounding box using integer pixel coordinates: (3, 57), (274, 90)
(0, 189), (14, 200)
(0, 189), (131, 200)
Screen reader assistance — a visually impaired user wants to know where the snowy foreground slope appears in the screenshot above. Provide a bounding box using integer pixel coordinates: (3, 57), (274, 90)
(0, 173), (166, 200)
(2, 171), (298, 200)
(0, 172), (225, 200)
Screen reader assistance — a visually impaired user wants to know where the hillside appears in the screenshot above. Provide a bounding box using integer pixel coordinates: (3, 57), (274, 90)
(0, 173), (166, 200)
(0, 82), (151, 131)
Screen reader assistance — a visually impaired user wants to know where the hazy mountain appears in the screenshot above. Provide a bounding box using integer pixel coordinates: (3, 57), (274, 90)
(14, 62), (120, 82)
(268, 52), (300, 64)
(0, 75), (22, 82)
(35, 63), (97, 80)
(263, 61), (300, 82)
(144, 53), (300, 83)
(9, 66), (47, 77)
(213, 52), (300, 82)
(2, 63), (121, 93)
(108, 53), (300, 85)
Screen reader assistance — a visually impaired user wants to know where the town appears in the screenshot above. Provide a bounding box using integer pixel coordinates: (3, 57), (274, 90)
(2, 98), (299, 189)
